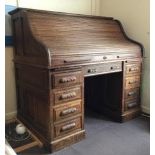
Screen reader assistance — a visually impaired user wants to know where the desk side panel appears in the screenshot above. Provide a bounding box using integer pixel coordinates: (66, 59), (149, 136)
(10, 10), (50, 66)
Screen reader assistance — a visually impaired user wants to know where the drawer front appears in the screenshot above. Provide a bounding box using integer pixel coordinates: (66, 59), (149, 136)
(53, 71), (82, 88)
(125, 88), (139, 100)
(124, 100), (139, 111)
(53, 86), (81, 105)
(125, 76), (140, 89)
(125, 63), (141, 75)
(54, 117), (82, 138)
(83, 62), (122, 76)
(53, 100), (82, 121)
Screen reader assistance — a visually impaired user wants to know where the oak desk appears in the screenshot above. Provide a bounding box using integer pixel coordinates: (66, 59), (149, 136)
(9, 8), (143, 153)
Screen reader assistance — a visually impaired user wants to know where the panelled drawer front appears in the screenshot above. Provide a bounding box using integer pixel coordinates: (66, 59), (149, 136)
(124, 100), (139, 111)
(83, 62), (122, 76)
(54, 117), (82, 138)
(53, 71), (82, 88)
(125, 63), (141, 75)
(53, 100), (82, 121)
(53, 86), (81, 105)
(125, 76), (140, 89)
(125, 88), (139, 101)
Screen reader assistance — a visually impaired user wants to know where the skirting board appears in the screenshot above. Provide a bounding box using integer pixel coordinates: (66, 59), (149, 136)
(5, 111), (17, 121)
(141, 105), (150, 114)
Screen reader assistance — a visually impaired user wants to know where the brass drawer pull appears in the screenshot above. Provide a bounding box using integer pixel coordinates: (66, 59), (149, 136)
(61, 123), (76, 132)
(127, 102), (137, 108)
(128, 81), (138, 84)
(59, 76), (76, 83)
(110, 66), (120, 70)
(129, 67), (139, 72)
(60, 107), (77, 116)
(59, 76), (77, 83)
(88, 69), (96, 73)
(128, 91), (136, 96)
(60, 92), (76, 100)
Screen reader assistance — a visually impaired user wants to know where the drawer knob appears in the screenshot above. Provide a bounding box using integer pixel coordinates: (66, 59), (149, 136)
(111, 66), (120, 70)
(88, 69), (96, 73)
(61, 122), (76, 132)
(59, 76), (77, 83)
(129, 67), (139, 72)
(128, 81), (137, 84)
(60, 107), (77, 116)
(60, 92), (76, 100)
(103, 56), (107, 60)
(127, 102), (137, 108)
(128, 91), (136, 96)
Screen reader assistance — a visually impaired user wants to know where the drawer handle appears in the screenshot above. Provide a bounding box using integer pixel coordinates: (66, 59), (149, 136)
(59, 76), (77, 83)
(60, 107), (77, 116)
(127, 102), (137, 108)
(129, 67), (139, 72)
(128, 91), (136, 96)
(128, 81), (138, 84)
(110, 66), (120, 70)
(61, 122), (76, 132)
(88, 69), (96, 73)
(60, 92), (76, 100)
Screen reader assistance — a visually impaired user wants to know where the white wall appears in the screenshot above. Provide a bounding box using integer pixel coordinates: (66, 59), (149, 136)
(5, 47), (17, 120)
(100, 0), (150, 114)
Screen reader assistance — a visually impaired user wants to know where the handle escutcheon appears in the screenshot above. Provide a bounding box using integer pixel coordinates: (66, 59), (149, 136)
(129, 67), (139, 72)
(88, 69), (96, 73)
(60, 108), (77, 116)
(128, 81), (138, 84)
(60, 92), (76, 100)
(110, 66), (120, 70)
(128, 91), (136, 96)
(59, 76), (77, 83)
(61, 123), (76, 132)
(127, 102), (137, 108)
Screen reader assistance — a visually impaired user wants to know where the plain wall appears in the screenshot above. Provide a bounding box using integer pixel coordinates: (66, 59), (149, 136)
(100, 0), (150, 114)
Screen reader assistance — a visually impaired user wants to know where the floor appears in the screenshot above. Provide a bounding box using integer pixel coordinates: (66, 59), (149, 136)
(19, 112), (150, 155)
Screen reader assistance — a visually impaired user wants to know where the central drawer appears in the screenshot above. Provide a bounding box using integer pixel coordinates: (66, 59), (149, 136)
(53, 100), (82, 122)
(83, 62), (122, 76)
(53, 86), (82, 105)
(54, 117), (82, 138)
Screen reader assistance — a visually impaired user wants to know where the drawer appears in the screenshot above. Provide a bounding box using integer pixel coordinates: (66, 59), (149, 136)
(53, 86), (82, 105)
(54, 117), (82, 138)
(124, 100), (139, 111)
(52, 71), (82, 88)
(125, 63), (141, 75)
(83, 62), (122, 76)
(125, 76), (140, 89)
(125, 88), (139, 100)
(53, 100), (82, 121)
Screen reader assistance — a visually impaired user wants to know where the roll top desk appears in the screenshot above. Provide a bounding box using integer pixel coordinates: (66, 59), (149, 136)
(9, 8), (143, 153)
